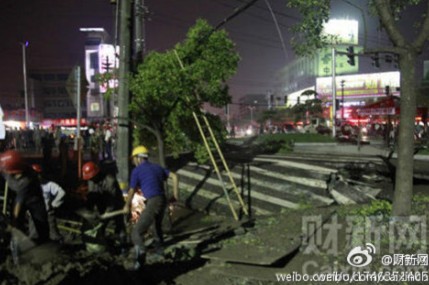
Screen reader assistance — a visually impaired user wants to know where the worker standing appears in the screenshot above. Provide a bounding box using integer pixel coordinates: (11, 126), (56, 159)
(0, 150), (49, 243)
(82, 161), (126, 247)
(123, 145), (179, 269)
(32, 164), (66, 242)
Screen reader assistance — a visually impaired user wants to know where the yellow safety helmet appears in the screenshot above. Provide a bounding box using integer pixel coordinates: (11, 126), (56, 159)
(131, 145), (149, 158)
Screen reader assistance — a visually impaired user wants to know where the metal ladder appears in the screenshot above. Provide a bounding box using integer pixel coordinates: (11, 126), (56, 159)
(174, 50), (248, 220)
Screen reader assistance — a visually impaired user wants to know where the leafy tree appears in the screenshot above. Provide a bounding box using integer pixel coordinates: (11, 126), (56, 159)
(287, 0), (429, 216)
(296, 90), (323, 124)
(95, 71), (118, 102)
(129, 19), (239, 166)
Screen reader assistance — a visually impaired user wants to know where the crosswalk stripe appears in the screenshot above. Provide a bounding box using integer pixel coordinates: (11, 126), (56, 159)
(228, 169), (333, 205)
(254, 157), (337, 174)
(179, 181), (272, 215)
(178, 169), (301, 209)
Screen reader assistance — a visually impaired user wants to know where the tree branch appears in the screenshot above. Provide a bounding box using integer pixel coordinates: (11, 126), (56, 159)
(374, 0), (406, 47)
(413, 0), (429, 51)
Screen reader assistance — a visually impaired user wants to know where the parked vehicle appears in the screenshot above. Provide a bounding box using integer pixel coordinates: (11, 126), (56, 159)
(316, 125), (331, 135)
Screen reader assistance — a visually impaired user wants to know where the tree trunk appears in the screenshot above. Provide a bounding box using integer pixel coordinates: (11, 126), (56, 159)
(154, 130), (166, 168)
(392, 52), (417, 216)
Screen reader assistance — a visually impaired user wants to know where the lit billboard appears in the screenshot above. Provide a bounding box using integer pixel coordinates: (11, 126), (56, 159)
(84, 42), (119, 118)
(316, 71), (400, 101)
(322, 19), (359, 45)
(285, 87), (316, 107)
(98, 44), (119, 93)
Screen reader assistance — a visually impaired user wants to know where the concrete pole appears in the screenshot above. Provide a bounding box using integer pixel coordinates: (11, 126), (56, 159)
(133, 0), (145, 70)
(21, 42), (29, 127)
(76, 66), (82, 178)
(116, 0), (132, 191)
(341, 80), (345, 122)
(331, 47), (337, 138)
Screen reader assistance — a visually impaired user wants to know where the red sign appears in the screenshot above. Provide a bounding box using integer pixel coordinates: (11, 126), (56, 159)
(41, 118), (87, 127)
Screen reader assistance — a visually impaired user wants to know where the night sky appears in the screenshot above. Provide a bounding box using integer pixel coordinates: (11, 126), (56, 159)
(0, 0), (300, 109)
(1, 0), (411, 112)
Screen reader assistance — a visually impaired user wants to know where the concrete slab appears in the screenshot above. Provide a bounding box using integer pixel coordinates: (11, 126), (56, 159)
(201, 208), (335, 266)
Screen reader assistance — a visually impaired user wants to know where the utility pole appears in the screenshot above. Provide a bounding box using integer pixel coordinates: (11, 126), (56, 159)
(331, 47), (337, 138)
(133, 0), (146, 70)
(75, 66), (82, 179)
(116, 0), (132, 191)
(21, 41), (29, 128)
(341, 80), (345, 122)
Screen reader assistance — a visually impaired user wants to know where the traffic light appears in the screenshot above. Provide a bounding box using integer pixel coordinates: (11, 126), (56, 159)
(371, 53), (380, 68)
(346, 46), (355, 66)
(385, 54), (392, 63)
(385, 85), (390, 96)
(393, 54), (399, 68)
(335, 99), (340, 110)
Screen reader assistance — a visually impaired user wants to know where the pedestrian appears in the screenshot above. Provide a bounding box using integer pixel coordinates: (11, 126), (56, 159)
(33, 126), (42, 153)
(123, 145), (179, 269)
(32, 164), (66, 242)
(0, 150), (49, 243)
(59, 135), (68, 179)
(89, 128), (100, 163)
(42, 132), (54, 166)
(103, 123), (113, 161)
(82, 161), (126, 248)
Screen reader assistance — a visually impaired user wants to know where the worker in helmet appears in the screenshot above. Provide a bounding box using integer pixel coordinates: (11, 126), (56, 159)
(123, 145), (179, 269)
(0, 150), (49, 243)
(82, 161), (126, 248)
(32, 164), (65, 242)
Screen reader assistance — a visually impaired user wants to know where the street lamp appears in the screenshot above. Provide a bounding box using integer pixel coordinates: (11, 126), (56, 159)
(248, 105), (256, 122)
(21, 41), (29, 127)
(341, 80), (345, 122)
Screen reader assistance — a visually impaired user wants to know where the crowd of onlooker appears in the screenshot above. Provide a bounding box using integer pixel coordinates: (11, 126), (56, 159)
(228, 120), (429, 148)
(0, 122), (117, 165)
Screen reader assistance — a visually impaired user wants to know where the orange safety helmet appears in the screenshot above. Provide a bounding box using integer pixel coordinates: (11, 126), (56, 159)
(32, 164), (43, 173)
(0, 150), (25, 174)
(82, 161), (100, 181)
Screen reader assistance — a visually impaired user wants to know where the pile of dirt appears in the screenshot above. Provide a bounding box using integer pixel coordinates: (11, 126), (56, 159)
(0, 206), (239, 285)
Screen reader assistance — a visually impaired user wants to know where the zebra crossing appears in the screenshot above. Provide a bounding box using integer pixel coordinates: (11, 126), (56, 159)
(175, 155), (338, 217)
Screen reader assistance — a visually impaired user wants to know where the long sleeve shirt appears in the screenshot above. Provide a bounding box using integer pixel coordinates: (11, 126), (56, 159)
(41, 181), (66, 210)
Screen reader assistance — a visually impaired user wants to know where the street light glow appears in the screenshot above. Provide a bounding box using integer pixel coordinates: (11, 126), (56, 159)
(79, 27), (105, 32)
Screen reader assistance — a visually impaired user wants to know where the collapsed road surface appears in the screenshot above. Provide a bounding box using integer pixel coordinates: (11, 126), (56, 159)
(1, 143), (428, 284)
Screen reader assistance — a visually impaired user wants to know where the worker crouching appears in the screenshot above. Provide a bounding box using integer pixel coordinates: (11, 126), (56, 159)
(0, 150), (49, 244)
(32, 163), (65, 242)
(82, 161), (127, 251)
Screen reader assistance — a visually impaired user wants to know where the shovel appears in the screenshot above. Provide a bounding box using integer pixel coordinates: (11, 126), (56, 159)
(76, 208), (126, 223)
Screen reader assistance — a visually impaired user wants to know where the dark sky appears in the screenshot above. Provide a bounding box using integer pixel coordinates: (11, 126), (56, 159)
(5, 0), (423, 112)
(0, 0), (300, 108)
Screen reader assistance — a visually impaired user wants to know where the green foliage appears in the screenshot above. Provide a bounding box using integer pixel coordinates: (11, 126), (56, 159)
(349, 200), (392, 218)
(369, 0), (422, 21)
(193, 144), (211, 165)
(278, 140), (295, 154)
(94, 71), (118, 101)
(129, 19), (239, 160)
(286, 0), (331, 56)
(255, 133), (335, 143)
(297, 194), (313, 210)
(412, 193), (429, 214)
(413, 194), (429, 204)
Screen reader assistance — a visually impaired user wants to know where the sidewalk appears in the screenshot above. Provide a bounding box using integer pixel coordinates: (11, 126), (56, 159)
(294, 141), (429, 161)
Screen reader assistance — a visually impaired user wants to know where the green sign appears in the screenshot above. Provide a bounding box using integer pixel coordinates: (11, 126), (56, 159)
(317, 46), (363, 77)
